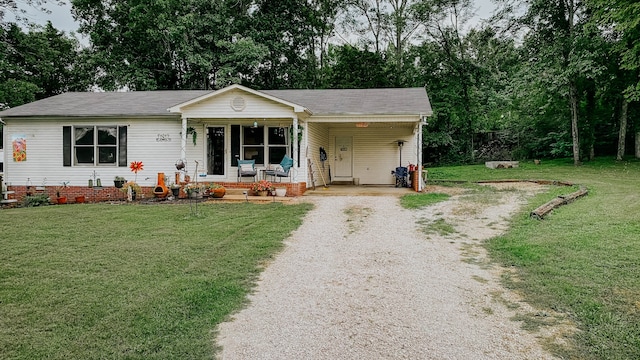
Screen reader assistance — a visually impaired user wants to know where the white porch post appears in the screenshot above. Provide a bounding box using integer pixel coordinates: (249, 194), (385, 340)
(181, 115), (187, 181)
(292, 115), (299, 182)
(417, 120), (424, 191)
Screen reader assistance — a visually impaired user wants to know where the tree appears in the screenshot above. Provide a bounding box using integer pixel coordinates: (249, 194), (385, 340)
(0, 21), (88, 108)
(587, 0), (640, 101)
(322, 44), (393, 88)
(1, 0), (64, 24)
(72, 0), (264, 90)
(499, 0), (606, 165)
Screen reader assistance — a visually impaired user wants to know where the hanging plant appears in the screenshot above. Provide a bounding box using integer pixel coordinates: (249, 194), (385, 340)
(185, 126), (197, 146)
(289, 125), (303, 143)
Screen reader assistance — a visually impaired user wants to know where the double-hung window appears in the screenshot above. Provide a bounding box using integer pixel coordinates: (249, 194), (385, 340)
(63, 126), (127, 166)
(238, 126), (289, 165)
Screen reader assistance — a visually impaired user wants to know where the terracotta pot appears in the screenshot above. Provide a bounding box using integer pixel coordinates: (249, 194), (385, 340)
(57, 196), (67, 204)
(211, 188), (226, 198)
(75, 195), (85, 203)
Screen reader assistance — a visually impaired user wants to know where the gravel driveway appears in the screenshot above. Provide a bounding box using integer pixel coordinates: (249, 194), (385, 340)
(216, 187), (558, 359)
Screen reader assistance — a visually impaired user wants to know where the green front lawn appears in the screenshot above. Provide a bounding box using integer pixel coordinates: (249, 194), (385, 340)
(428, 158), (640, 359)
(0, 202), (312, 359)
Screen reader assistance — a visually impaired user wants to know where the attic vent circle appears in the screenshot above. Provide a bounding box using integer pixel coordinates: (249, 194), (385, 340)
(231, 96), (246, 111)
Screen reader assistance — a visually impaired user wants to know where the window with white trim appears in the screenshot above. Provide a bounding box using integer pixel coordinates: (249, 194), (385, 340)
(63, 126), (127, 166)
(240, 126), (289, 165)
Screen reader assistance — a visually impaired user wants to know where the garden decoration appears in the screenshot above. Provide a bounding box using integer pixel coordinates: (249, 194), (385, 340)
(124, 161), (144, 201)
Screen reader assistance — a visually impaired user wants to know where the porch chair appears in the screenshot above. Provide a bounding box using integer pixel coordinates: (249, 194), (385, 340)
(237, 159), (257, 182)
(265, 155), (293, 182)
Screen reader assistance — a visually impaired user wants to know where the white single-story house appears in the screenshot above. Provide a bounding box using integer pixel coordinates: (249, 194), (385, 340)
(0, 84), (432, 202)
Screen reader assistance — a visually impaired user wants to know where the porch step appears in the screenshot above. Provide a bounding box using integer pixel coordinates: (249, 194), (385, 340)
(225, 188), (251, 196)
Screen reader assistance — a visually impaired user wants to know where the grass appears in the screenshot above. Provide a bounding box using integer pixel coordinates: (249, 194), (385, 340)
(417, 217), (457, 237)
(428, 157), (640, 359)
(0, 201), (312, 359)
(400, 192), (450, 209)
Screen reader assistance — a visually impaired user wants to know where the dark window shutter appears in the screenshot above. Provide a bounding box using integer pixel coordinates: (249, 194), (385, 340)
(118, 126), (127, 166)
(231, 125), (240, 166)
(63, 126), (71, 166)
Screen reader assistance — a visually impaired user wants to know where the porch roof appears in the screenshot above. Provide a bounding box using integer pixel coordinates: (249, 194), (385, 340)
(0, 86), (432, 118)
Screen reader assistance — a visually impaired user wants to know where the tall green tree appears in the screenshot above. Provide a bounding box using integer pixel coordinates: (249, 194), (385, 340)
(586, 0), (640, 158)
(72, 0), (265, 90)
(0, 21), (88, 108)
(499, 0), (607, 165)
(321, 44), (393, 88)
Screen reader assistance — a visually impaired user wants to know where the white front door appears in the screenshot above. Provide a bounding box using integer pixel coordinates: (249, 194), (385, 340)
(334, 136), (352, 178)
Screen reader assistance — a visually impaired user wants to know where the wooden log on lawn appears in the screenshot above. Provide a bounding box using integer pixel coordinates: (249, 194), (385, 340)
(530, 187), (588, 220)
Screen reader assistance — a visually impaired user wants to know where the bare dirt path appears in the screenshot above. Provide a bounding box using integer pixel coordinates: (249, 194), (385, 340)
(215, 185), (558, 359)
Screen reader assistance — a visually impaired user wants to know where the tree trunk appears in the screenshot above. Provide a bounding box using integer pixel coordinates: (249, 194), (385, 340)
(616, 99), (628, 161)
(635, 132), (640, 159)
(569, 81), (581, 166)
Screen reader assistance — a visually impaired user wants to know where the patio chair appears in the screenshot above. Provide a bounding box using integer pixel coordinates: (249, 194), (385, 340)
(237, 159), (257, 182)
(265, 155), (293, 182)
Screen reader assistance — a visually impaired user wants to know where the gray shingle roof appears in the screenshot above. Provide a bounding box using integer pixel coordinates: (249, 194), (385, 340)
(0, 87), (432, 118)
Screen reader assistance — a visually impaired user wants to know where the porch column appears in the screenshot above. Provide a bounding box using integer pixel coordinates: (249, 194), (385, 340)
(292, 115), (299, 182)
(417, 120), (424, 191)
(180, 115), (187, 180)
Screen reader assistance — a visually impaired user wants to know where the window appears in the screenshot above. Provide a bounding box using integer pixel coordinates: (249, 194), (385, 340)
(240, 126), (289, 165)
(268, 127), (288, 164)
(63, 126), (127, 166)
(242, 126), (264, 164)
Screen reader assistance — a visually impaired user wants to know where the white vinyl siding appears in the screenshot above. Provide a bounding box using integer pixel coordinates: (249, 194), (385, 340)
(2, 117), (182, 187)
(328, 127), (416, 185)
(179, 90), (298, 119)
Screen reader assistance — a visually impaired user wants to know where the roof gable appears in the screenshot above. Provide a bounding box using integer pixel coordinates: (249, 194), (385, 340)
(168, 84), (309, 114)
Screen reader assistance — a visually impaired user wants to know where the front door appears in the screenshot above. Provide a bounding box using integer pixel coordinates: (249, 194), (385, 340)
(207, 126), (225, 175)
(334, 136), (352, 178)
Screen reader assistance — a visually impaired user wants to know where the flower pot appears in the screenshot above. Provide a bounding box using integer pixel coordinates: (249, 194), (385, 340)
(114, 180), (125, 188)
(171, 187), (180, 197)
(57, 196), (67, 204)
(275, 188), (287, 197)
(75, 195), (85, 203)
(211, 188), (226, 198)
(257, 190), (268, 196)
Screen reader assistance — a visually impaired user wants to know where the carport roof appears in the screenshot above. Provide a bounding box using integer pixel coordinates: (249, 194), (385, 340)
(0, 86), (432, 118)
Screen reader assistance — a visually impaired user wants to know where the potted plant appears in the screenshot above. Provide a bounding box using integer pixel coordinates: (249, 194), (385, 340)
(184, 183), (203, 198)
(170, 183), (181, 197)
(56, 181), (69, 204)
(208, 183), (226, 198)
(251, 180), (273, 196)
(114, 176), (126, 188)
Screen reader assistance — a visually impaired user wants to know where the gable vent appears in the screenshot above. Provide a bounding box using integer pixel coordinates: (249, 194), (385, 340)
(231, 96), (246, 111)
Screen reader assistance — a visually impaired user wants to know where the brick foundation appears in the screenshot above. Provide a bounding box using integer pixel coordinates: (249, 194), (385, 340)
(5, 182), (307, 203)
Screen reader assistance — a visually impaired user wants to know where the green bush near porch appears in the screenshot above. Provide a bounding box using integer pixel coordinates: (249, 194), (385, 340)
(0, 202), (312, 359)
